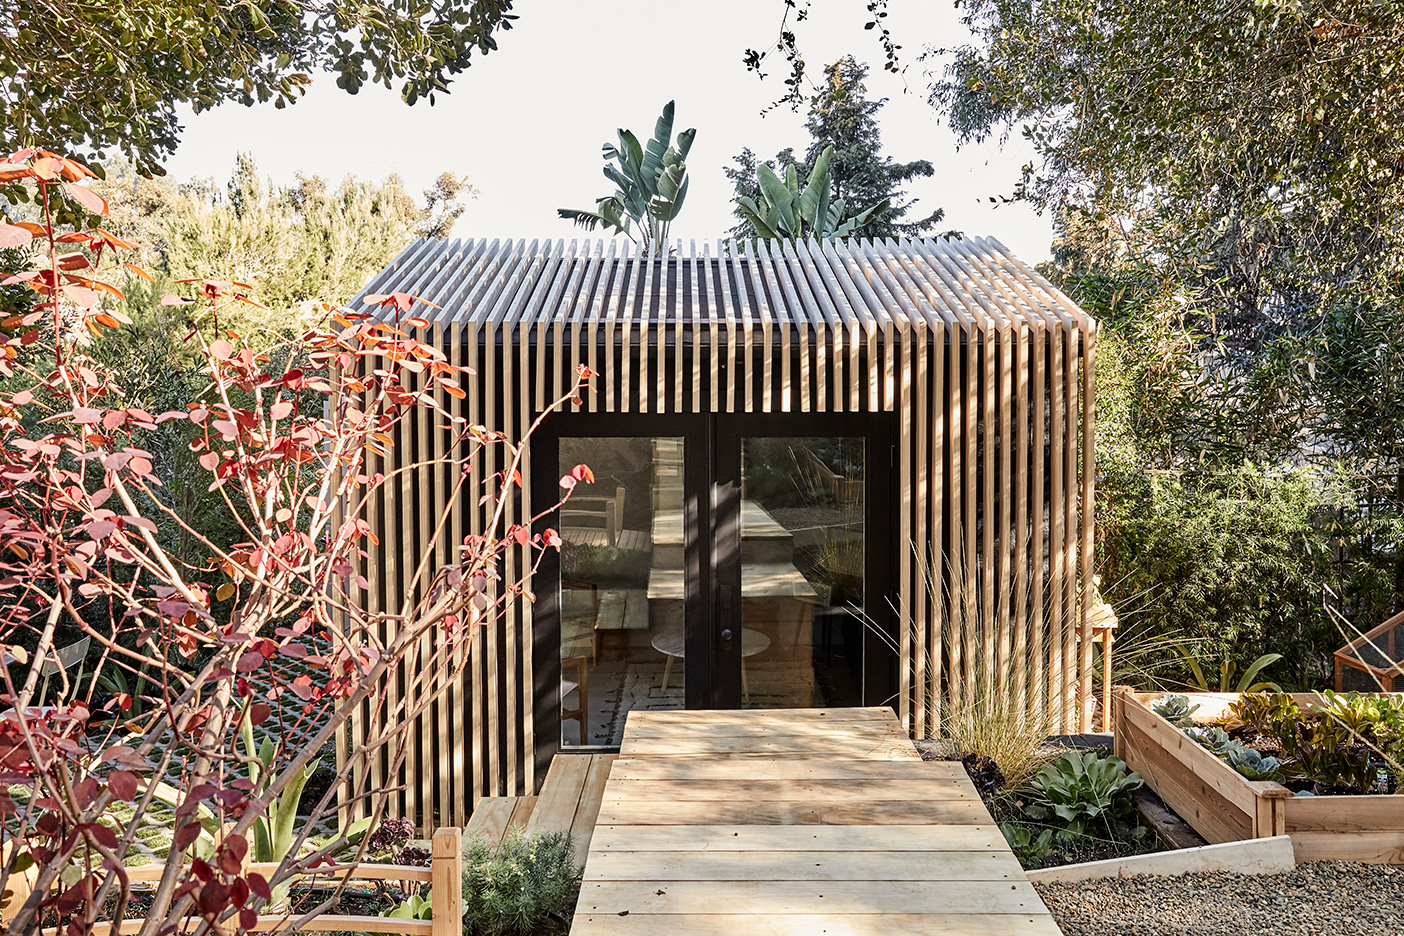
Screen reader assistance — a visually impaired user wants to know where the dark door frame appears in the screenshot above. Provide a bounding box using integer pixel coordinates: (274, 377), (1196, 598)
(530, 408), (897, 780)
(712, 412), (897, 711)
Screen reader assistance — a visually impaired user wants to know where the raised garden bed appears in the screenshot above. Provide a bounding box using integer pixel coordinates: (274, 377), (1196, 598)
(1113, 689), (1404, 864)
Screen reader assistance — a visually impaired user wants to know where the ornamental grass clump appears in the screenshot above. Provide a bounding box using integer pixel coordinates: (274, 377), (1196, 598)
(944, 688), (1057, 792)
(463, 830), (582, 935)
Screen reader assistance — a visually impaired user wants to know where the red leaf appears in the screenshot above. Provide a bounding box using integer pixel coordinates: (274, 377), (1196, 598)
(199, 451), (220, 471)
(240, 908), (258, 930)
(196, 878), (228, 915)
(174, 821), (204, 852)
(570, 464), (595, 483)
(269, 401), (294, 420)
(218, 834), (248, 875)
(107, 769), (139, 801)
(0, 223), (31, 248)
(84, 823), (118, 849)
(248, 702), (271, 726)
(61, 284), (99, 309)
(559, 474), (577, 491)
(64, 182), (108, 215)
(210, 339), (233, 360)
(161, 294), (192, 306)
(543, 528), (562, 549)
(247, 872), (271, 901)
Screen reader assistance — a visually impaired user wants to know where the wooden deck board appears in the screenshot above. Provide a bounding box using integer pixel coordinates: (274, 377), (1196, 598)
(607, 757), (967, 781)
(464, 797), (518, 847)
(568, 708), (1057, 935)
(571, 914), (1064, 936)
(587, 824), (1009, 852)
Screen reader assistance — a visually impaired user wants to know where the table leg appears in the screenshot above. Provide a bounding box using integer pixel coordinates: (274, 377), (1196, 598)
(741, 659), (748, 703)
(661, 655), (674, 692)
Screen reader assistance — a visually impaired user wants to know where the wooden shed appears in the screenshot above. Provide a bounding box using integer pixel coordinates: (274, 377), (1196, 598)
(346, 236), (1098, 829)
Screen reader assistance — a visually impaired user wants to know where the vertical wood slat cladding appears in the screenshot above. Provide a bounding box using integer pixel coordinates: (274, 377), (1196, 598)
(342, 237), (1097, 830)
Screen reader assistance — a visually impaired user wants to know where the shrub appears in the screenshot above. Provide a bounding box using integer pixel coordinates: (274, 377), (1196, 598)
(463, 830), (581, 935)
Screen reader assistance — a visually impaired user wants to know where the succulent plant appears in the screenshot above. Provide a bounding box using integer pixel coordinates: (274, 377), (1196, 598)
(1023, 750), (1145, 839)
(1224, 746), (1282, 781)
(1184, 725), (1246, 758)
(960, 751), (1007, 801)
(1151, 694), (1201, 728)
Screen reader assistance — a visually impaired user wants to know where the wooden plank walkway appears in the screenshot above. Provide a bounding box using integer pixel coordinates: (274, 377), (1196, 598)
(466, 753), (616, 857)
(570, 707), (1061, 935)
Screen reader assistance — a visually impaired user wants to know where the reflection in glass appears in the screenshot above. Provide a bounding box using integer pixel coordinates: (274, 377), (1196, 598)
(741, 438), (865, 709)
(559, 437), (684, 745)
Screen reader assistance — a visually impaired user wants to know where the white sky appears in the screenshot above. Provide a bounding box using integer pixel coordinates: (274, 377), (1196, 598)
(163, 0), (1053, 263)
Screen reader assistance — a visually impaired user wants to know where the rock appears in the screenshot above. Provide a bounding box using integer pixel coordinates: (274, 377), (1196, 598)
(1034, 861), (1404, 936)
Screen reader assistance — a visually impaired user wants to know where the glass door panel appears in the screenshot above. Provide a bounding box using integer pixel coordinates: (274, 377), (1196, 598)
(559, 436), (685, 745)
(738, 437), (865, 708)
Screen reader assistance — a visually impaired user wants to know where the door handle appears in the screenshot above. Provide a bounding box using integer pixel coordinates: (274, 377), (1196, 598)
(721, 629), (733, 641)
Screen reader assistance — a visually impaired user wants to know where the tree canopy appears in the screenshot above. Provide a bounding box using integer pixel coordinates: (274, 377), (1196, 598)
(0, 1), (518, 173)
(726, 56), (945, 240)
(936, 0), (1404, 297)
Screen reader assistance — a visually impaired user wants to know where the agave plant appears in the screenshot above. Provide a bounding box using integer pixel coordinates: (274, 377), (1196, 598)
(558, 100), (695, 253)
(735, 144), (889, 241)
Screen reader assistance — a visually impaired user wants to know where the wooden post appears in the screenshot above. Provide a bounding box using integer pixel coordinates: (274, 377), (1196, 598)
(1101, 627), (1114, 733)
(432, 827), (463, 936)
(1111, 688), (1126, 762)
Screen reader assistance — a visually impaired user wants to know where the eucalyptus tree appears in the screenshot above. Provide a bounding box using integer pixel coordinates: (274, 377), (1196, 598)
(735, 145), (889, 240)
(557, 101), (696, 254)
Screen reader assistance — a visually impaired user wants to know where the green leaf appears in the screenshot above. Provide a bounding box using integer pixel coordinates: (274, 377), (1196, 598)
(757, 165), (796, 234)
(1235, 653), (1283, 693)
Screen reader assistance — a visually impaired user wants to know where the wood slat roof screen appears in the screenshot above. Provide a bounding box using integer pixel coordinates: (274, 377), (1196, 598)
(353, 236), (1087, 333)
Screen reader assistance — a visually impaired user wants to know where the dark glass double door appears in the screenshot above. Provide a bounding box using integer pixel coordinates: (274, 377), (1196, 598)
(537, 412), (893, 750)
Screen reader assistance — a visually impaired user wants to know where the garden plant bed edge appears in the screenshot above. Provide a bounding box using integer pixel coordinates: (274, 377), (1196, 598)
(1114, 689), (1404, 864)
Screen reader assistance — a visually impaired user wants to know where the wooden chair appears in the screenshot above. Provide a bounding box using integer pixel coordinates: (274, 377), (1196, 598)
(561, 661), (588, 741)
(561, 577), (600, 665)
(561, 486), (626, 547)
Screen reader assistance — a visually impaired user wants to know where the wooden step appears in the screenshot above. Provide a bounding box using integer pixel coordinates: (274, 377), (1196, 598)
(526, 753), (618, 861)
(465, 795), (536, 848)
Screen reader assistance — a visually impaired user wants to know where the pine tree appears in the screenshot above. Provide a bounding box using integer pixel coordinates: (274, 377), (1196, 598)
(726, 56), (946, 240)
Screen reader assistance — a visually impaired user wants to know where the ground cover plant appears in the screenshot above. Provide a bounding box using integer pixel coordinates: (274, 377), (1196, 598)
(0, 145), (593, 936)
(989, 749), (1156, 870)
(1153, 692), (1404, 794)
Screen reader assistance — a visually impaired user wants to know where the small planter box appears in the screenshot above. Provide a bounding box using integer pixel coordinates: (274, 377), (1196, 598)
(1113, 690), (1404, 864)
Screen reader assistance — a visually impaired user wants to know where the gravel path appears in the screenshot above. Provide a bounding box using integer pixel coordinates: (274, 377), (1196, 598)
(1036, 861), (1404, 936)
